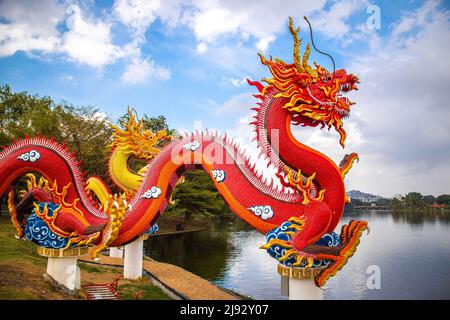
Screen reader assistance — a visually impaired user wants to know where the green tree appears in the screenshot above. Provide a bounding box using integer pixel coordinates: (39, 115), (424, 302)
(168, 170), (232, 223)
(422, 195), (436, 205)
(375, 198), (392, 206)
(0, 84), (113, 183)
(403, 192), (424, 209)
(391, 197), (404, 210)
(436, 194), (450, 205)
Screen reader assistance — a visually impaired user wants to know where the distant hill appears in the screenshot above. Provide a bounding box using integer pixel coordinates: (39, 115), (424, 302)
(347, 190), (382, 203)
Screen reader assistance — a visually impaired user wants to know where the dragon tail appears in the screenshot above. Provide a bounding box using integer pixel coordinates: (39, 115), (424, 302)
(308, 220), (368, 287)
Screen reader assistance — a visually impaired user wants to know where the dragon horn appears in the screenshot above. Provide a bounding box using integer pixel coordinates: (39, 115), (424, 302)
(303, 43), (318, 79)
(288, 17), (304, 73)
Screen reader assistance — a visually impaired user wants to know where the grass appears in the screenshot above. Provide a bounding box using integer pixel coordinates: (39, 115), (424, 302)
(0, 216), (171, 300)
(0, 287), (40, 299)
(118, 279), (171, 300)
(0, 216), (45, 266)
(78, 262), (104, 273)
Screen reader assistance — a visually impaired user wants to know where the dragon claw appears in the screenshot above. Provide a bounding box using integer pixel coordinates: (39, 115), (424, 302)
(260, 238), (293, 250)
(279, 169), (325, 204)
(279, 249), (297, 262)
(307, 257), (314, 268)
(292, 255), (304, 267)
(90, 195), (126, 259)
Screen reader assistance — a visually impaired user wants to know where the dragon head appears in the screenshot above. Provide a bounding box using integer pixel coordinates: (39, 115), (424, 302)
(110, 107), (172, 160)
(259, 17), (359, 147)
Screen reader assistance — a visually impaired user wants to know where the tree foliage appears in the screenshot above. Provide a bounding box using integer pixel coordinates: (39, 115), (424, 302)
(403, 192), (423, 209)
(1, 84), (113, 181)
(422, 195), (436, 205)
(167, 170), (232, 223)
(436, 194), (450, 205)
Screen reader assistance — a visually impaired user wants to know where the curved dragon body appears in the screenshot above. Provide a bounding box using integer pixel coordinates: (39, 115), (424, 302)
(0, 18), (367, 287)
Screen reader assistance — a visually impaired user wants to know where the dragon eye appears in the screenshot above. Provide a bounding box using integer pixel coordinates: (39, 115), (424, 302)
(327, 75), (332, 81)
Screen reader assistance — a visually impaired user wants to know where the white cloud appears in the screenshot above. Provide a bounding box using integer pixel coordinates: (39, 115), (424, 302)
(0, 0), (64, 57)
(190, 7), (244, 43)
(113, 0), (160, 35)
(310, 0), (369, 38)
(113, 0), (176, 84)
(185, 1), (327, 46)
(256, 35), (275, 52)
(221, 76), (249, 87)
(60, 74), (74, 82)
(195, 42), (208, 54)
(213, 92), (254, 115)
(0, 1), (125, 68)
(0, 0), (173, 84)
(196, 43), (258, 75)
(62, 5), (123, 68)
(121, 58), (170, 84)
(0, 0), (369, 83)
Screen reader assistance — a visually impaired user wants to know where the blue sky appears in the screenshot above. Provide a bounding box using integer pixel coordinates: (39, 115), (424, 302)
(1, 0), (450, 197)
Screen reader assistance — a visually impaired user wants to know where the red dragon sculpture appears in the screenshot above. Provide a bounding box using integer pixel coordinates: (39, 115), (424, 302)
(0, 17), (367, 287)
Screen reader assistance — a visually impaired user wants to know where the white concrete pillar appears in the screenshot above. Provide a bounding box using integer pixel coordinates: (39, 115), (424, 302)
(278, 264), (324, 300)
(110, 246), (124, 258)
(124, 238), (143, 279)
(46, 256), (80, 291)
(288, 277), (323, 300)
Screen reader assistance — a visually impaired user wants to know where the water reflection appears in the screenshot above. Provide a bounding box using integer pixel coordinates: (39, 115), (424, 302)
(144, 211), (450, 299)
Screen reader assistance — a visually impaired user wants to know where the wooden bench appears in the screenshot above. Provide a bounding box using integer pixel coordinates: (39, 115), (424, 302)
(82, 276), (121, 300)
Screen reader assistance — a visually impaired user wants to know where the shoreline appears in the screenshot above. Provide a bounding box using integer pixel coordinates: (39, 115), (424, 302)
(79, 250), (240, 300)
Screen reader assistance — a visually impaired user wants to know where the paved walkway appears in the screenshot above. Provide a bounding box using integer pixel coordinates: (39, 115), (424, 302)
(79, 253), (238, 300)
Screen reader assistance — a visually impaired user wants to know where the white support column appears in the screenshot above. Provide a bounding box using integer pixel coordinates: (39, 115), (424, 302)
(278, 264), (324, 300)
(288, 277), (323, 300)
(110, 246), (124, 258)
(124, 237), (143, 279)
(38, 247), (87, 294)
(46, 256), (80, 291)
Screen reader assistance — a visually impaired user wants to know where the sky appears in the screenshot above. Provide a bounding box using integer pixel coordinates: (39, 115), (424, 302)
(0, 0), (449, 198)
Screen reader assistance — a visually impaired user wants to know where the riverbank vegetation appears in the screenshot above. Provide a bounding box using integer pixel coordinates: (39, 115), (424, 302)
(345, 192), (450, 212)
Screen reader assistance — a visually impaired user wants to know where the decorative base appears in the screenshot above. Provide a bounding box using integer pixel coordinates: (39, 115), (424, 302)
(277, 264), (324, 300)
(37, 246), (88, 257)
(277, 264), (324, 279)
(37, 246), (85, 293)
(124, 238), (143, 279)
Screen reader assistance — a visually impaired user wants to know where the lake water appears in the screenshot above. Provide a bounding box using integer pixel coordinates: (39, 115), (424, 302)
(144, 211), (450, 299)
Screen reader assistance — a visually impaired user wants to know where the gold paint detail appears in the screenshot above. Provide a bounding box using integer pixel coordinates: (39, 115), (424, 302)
(37, 246), (88, 257)
(277, 264), (325, 279)
(109, 107), (173, 161)
(90, 195), (127, 259)
(288, 17), (303, 72)
(302, 43), (318, 79)
(7, 190), (24, 238)
(284, 169), (325, 204)
(168, 176), (185, 205)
